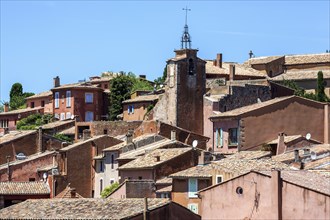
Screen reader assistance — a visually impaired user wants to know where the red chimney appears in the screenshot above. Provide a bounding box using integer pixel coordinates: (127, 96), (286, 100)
(216, 53), (222, 68)
(4, 103), (9, 112)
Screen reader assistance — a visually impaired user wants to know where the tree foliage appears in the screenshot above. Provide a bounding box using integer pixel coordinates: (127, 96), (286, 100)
(9, 83), (34, 110)
(53, 133), (72, 143)
(316, 71), (329, 102)
(108, 72), (153, 121)
(17, 114), (53, 130)
(100, 182), (120, 198)
(154, 65), (167, 88)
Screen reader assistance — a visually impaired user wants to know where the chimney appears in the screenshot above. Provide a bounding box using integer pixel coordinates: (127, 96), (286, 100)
(171, 130), (176, 141)
(126, 130), (133, 144)
(276, 132), (286, 155)
(70, 187), (76, 198)
(294, 149), (300, 162)
(53, 76), (60, 88)
(216, 53), (222, 68)
(4, 103), (9, 112)
(38, 127), (43, 152)
(83, 129), (91, 141)
(271, 169), (282, 220)
(198, 151), (205, 165)
(229, 64), (235, 81)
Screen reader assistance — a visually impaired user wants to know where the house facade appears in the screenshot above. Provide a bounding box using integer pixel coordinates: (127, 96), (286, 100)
(122, 94), (159, 121)
(25, 91), (53, 114)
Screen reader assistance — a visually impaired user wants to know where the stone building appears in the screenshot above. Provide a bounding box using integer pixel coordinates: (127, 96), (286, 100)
(25, 91), (53, 114)
(122, 94), (159, 121)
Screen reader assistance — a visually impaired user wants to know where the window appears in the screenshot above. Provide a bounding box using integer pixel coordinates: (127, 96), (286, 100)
(128, 105), (134, 114)
(31, 102), (35, 108)
(111, 154), (114, 169)
(188, 178), (198, 198)
(55, 92), (60, 108)
(41, 101), (45, 107)
(188, 203), (198, 214)
(66, 91), (71, 107)
(110, 179), (114, 185)
(85, 93), (93, 103)
(60, 113), (65, 121)
(100, 179), (103, 194)
(66, 112), (71, 119)
(85, 111), (94, 122)
(103, 129), (108, 134)
(0, 120), (8, 128)
(99, 161), (104, 172)
(216, 175), (223, 184)
(229, 128), (238, 145)
(215, 128), (223, 148)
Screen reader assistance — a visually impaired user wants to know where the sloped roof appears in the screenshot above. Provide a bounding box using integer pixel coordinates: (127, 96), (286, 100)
(156, 185), (172, 193)
(41, 119), (75, 129)
(225, 150), (272, 160)
(51, 82), (103, 91)
(0, 107), (43, 116)
(303, 156), (330, 170)
(284, 53), (330, 65)
(0, 198), (171, 219)
(55, 185), (83, 198)
(205, 61), (266, 78)
(247, 56), (284, 65)
(268, 135), (303, 145)
(270, 69), (330, 81)
(59, 135), (108, 152)
(0, 130), (36, 145)
(118, 148), (192, 169)
(25, 91), (52, 100)
(122, 94), (159, 104)
(170, 164), (213, 178)
(0, 182), (50, 195)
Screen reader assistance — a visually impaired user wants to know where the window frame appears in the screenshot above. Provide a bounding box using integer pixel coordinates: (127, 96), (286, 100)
(228, 127), (238, 146)
(85, 93), (93, 104)
(55, 92), (60, 108)
(216, 175), (223, 184)
(188, 178), (198, 198)
(85, 111), (94, 122)
(66, 91), (71, 107)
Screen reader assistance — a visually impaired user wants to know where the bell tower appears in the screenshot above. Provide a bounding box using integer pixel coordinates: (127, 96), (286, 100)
(165, 7), (206, 134)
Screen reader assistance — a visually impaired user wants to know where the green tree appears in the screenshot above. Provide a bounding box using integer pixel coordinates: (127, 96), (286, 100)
(17, 113), (53, 130)
(108, 74), (134, 120)
(100, 182), (120, 198)
(53, 133), (72, 143)
(9, 83), (34, 110)
(316, 71), (329, 102)
(154, 65), (167, 87)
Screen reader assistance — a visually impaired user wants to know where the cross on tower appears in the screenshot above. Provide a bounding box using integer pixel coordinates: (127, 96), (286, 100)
(181, 6), (192, 49)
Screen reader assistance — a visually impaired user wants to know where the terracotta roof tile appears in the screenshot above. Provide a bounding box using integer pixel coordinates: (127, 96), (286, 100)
(226, 150), (272, 160)
(0, 181), (50, 195)
(205, 61), (265, 77)
(170, 164), (213, 178)
(0, 130), (36, 145)
(41, 120), (75, 129)
(155, 177), (173, 185)
(122, 94), (159, 104)
(284, 53), (330, 65)
(0, 198), (170, 219)
(0, 107), (43, 116)
(25, 91), (52, 100)
(118, 148), (192, 169)
(303, 156), (330, 170)
(55, 185), (84, 198)
(268, 135), (303, 145)
(156, 185), (172, 193)
(247, 56), (284, 65)
(52, 82), (102, 90)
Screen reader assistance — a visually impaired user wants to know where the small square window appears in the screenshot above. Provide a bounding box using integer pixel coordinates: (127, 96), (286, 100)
(228, 128), (238, 145)
(216, 175), (223, 184)
(85, 93), (93, 104)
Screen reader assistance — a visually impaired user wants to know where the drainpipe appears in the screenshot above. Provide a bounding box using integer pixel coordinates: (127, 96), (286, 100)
(143, 197), (149, 220)
(271, 169), (282, 220)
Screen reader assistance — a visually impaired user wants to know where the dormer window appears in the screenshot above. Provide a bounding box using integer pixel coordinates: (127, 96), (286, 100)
(188, 58), (194, 75)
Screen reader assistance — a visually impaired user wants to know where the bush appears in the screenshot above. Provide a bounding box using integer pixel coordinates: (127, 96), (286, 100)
(100, 182), (120, 198)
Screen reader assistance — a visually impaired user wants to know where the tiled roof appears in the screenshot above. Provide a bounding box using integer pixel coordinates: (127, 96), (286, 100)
(267, 135), (303, 145)
(205, 61), (266, 77)
(0, 130), (36, 145)
(103, 134), (161, 151)
(117, 140), (186, 160)
(118, 148), (192, 169)
(270, 69), (330, 81)
(284, 53), (330, 65)
(51, 82), (103, 90)
(155, 177), (173, 185)
(156, 185), (172, 193)
(59, 126), (75, 135)
(211, 158), (291, 176)
(225, 150), (272, 160)
(303, 156), (330, 170)
(0, 182), (50, 195)
(0, 198), (170, 219)
(0, 151), (55, 170)
(170, 164), (213, 178)
(272, 144), (330, 163)
(89, 76), (114, 83)
(247, 56), (284, 65)
(59, 135), (108, 152)
(122, 94), (159, 104)
(259, 170), (330, 195)
(0, 107), (44, 116)
(210, 96), (293, 119)
(25, 91), (52, 100)
(55, 185), (84, 198)
(41, 119), (75, 129)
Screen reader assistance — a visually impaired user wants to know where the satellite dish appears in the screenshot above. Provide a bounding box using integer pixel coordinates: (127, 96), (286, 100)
(70, 115), (75, 120)
(311, 151), (317, 160)
(16, 153), (26, 160)
(192, 140), (198, 149)
(306, 133), (311, 140)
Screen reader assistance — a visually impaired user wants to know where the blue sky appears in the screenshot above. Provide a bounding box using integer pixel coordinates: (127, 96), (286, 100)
(1, 1), (329, 102)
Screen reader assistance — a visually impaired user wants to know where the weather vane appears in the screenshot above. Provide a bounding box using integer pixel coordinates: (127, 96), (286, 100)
(181, 6), (192, 49)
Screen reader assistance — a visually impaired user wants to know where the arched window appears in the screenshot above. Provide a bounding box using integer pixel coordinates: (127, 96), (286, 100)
(189, 58), (194, 75)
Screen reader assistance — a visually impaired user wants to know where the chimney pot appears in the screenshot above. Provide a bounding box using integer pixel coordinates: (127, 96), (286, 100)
(229, 64), (235, 81)
(4, 103), (9, 112)
(70, 187), (76, 198)
(53, 76), (60, 88)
